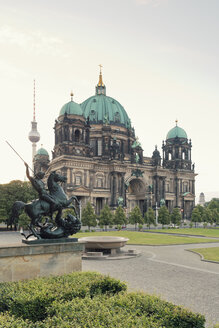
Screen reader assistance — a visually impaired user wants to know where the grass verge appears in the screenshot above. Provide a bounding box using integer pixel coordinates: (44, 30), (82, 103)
(76, 231), (217, 245)
(148, 228), (219, 238)
(189, 247), (219, 262)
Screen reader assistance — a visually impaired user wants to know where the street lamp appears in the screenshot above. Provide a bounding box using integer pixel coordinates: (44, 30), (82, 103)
(155, 202), (158, 225)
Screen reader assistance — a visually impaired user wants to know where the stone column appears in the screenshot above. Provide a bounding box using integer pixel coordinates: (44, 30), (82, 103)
(175, 177), (179, 207)
(84, 170), (87, 187)
(67, 168), (71, 184)
(162, 177), (166, 200)
(112, 172), (117, 206)
(154, 175), (159, 204)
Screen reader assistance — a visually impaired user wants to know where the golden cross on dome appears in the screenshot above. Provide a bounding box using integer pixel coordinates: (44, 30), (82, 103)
(99, 64), (103, 73)
(175, 119), (178, 126)
(98, 64), (104, 87)
(70, 91), (74, 101)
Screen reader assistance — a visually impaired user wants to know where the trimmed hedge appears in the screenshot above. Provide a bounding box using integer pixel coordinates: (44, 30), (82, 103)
(0, 272), (126, 322)
(0, 313), (33, 328)
(0, 272), (205, 327)
(41, 293), (205, 328)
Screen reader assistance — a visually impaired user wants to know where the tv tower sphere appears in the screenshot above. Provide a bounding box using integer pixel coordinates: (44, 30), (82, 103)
(28, 121), (40, 143)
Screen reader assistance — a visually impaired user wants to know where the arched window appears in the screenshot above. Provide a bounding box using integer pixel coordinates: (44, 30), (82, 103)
(75, 129), (80, 142)
(168, 152), (172, 160)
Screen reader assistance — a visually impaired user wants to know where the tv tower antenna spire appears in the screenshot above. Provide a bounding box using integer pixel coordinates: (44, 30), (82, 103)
(28, 79), (40, 170)
(33, 79), (36, 121)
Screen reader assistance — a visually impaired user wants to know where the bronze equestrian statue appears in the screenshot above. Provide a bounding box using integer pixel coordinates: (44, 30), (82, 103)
(8, 164), (81, 240)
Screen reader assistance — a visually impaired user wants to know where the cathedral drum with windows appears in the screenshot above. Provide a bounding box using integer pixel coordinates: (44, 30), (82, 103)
(35, 69), (196, 219)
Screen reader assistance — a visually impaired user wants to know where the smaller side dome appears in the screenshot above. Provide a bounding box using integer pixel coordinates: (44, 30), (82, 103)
(166, 123), (187, 140)
(59, 96), (83, 116)
(36, 147), (49, 156)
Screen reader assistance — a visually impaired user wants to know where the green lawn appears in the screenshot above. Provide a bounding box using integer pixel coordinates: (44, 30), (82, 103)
(76, 231), (217, 245)
(148, 228), (219, 238)
(190, 247), (219, 262)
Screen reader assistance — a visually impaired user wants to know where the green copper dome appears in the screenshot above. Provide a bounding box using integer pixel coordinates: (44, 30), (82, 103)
(36, 147), (49, 156)
(59, 100), (83, 117)
(166, 125), (187, 140)
(80, 69), (131, 128)
(81, 95), (131, 128)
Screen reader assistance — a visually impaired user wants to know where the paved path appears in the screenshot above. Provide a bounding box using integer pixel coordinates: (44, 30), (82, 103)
(1, 232), (219, 327)
(83, 243), (219, 327)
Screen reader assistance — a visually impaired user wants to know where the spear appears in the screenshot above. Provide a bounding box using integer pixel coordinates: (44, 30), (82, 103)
(6, 140), (34, 173)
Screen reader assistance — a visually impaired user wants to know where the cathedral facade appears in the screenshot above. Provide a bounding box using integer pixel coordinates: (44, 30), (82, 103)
(34, 70), (196, 219)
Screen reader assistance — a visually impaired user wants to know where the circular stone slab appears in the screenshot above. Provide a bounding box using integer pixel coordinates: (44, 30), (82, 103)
(78, 236), (129, 249)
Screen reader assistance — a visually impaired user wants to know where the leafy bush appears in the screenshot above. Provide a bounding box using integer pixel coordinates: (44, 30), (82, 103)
(0, 272), (126, 322)
(0, 313), (34, 328)
(18, 213), (30, 230)
(43, 293), (205, 328)
(0, 273), (205, 328)
(89, 276), (126, 298)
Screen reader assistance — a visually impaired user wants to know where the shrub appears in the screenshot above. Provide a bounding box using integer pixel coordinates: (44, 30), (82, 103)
(18, 213), (30, 230)
(0, 272), (126, 322)
(43, 293), (205, 328)
(0, 313), (34, 328)
(89, 276), (126, 298)
(0, 273), (205, 328)
(138, 224), (143, 231)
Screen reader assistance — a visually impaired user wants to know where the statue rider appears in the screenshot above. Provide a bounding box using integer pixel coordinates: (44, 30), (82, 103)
(24, 163), (60, 216)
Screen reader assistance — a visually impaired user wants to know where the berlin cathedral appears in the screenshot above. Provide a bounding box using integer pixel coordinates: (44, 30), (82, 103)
(33, 69), (196, 219)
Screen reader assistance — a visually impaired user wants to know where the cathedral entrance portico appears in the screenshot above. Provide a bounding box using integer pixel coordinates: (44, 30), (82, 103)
(182, 192), (195, 219)
(126, 178), (147, 215)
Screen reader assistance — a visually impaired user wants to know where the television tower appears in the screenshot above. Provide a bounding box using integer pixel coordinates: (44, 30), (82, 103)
(28, 79), (40, 169)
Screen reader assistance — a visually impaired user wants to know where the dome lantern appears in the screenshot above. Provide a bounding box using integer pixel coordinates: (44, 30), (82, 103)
(96, 64), (106, 96)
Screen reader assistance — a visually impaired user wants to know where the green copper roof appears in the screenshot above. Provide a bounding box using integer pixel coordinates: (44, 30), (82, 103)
(36, 147), (49, 156)
(166, 125), (187, 140)
(59, 100), (83, 117)
(80, 94), (131, 128)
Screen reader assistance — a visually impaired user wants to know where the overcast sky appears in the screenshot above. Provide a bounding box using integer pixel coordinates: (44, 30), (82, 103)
(0, 0), (219, 201)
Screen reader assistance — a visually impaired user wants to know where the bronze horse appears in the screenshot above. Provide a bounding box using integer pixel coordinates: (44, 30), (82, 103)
(8, 171), (80, 239)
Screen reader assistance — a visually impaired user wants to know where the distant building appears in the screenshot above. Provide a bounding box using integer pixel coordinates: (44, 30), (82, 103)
(34, 69), (196, 218)
(198, 192), (205, 206)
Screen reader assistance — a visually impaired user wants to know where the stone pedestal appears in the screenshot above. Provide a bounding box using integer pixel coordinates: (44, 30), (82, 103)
(0, 240), (84, 282)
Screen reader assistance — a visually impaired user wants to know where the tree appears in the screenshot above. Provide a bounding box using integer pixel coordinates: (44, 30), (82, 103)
(158, 206), (170, 227)
(113, 206), (127, 227)
(0, 180), (37, 225)
(170, 208), (181, 226)
(128, 206), (143, 230)
(81, 202), (97, 231)
(202, 207), (213, 225)
(196, 205), (205, 221)
(144, 207), (156, 229)
(18, 213), (31, 230)
(98, 205), (113, 231)
(205, 198), (219, 210)
(191, 207), (202, 227)
(212, 208), (219, 226)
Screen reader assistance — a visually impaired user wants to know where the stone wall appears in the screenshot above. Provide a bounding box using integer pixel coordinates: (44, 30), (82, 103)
(0, 241), (84, 282)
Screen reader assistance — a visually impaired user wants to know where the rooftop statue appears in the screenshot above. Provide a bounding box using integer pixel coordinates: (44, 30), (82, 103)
(131, 136), (141, 149)
(9, 163), (81, 240)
